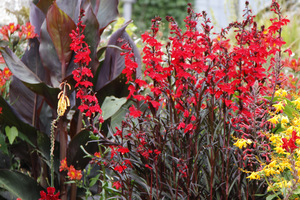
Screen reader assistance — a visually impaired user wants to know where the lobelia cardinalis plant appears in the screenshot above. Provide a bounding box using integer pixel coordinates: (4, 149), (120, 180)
(79, 1), (290, 199)
(0, 0), (141, 199)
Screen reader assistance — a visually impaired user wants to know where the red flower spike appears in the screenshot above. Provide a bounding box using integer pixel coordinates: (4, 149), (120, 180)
(70, 9), (103, 121)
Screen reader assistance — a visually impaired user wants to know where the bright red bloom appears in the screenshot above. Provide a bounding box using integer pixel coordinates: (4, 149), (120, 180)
(114, 164), (127, 173)
(39, 187), (60, 200)
(113, 181), (122, 190)
(129, 105), (142, 118)
(281, 131), (300, 153)
(117, 146), (129, 155)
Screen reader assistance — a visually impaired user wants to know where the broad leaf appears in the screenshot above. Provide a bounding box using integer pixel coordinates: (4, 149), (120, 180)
(95, 21), (141, 91)
(30, 2), (46, 37)
(39, 20), (62, 87)
(21, 38), (46, 81)
(96, 0), (119, 30)
(0, 170), (43, 200)
(101, 96), (127, 120)
(0, 134), (8, 155)
(82, 4), (100, 72)
(96, 73), (128, 105)
(1, 41), (59, 109)
(46, 1), (76, 78)
(8, 38), (44, 124)
(67, 129), (98, 169)
(0, 47), (41, 84)
(0, 96), (38, 147)
(57, 0), (81, 23)
(5, 126), (18, 145)
(10, 77), (39, 124)
(36, 0), (55, 15)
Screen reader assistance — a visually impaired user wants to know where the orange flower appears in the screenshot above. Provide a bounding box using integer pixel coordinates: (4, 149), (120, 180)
(94, 152), (101, 158)
(59, 157), (68, 172)
(3, 67), (12, 80)
(67, 165), (82, 180)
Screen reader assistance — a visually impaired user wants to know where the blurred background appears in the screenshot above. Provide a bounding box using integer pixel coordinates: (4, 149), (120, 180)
(1, 0), (300, 53)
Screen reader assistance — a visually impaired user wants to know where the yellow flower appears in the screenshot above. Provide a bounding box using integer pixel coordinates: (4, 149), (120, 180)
(274, 89), (287, 98)
(274, 146), (285, 154)
(273, 102), (284, 113)
(270, 134), (281, 144)
(247, 172), (260, 180)
(292, 98), (300, 110)
(233, 139), (252, 149)
(268, 115), (279, 125)
(281, 115), (289, 124)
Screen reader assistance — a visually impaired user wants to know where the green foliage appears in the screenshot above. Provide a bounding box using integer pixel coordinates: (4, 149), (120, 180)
(131, 0), (190, 34)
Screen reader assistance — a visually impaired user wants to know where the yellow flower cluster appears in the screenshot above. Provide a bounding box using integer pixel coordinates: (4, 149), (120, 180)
(244, 89), (300, 196)
(233, 138), (252, 149)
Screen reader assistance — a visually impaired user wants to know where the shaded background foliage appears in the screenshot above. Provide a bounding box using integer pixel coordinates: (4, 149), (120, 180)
(129, 0), (190, 34)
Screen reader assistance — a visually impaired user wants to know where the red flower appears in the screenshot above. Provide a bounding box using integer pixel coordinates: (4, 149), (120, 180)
(145, 164), (153, 169)
(117, 146), (129, 155)
(39, 187), (60, 200)
(114, 164), (127, 173)
(281, 131), (300, 153)
(113, 181), (122, 190)
(129, 105), (142, 118)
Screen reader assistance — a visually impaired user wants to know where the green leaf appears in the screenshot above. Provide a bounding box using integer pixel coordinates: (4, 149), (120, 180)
(5, 126), (18, 145)
(0, 96), (38, 147)
(101, 96), (127, 120)
(293, 187), (300, 195)
(0, 170), (43, 200)
(0, 134), (8, 155)
(266, 192), (280, 200)
(89, 173), (100, 188)
(46, 1), (76, 77)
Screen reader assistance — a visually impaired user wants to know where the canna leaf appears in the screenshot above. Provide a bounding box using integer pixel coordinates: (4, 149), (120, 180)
(67, 129), (98, 169)
(0, 46), (41, 84)
(46, 1), (76, 78)
(0, 170), (43, 200)
(29, 2), (46, 37)
(56, 0), (80, 23)
(82, 4), (100, 72)
(95, 21), (141, 91)
(93, 0), (119, 30)
(101, 96), (127, 120)
(36, 0), (55, 15)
